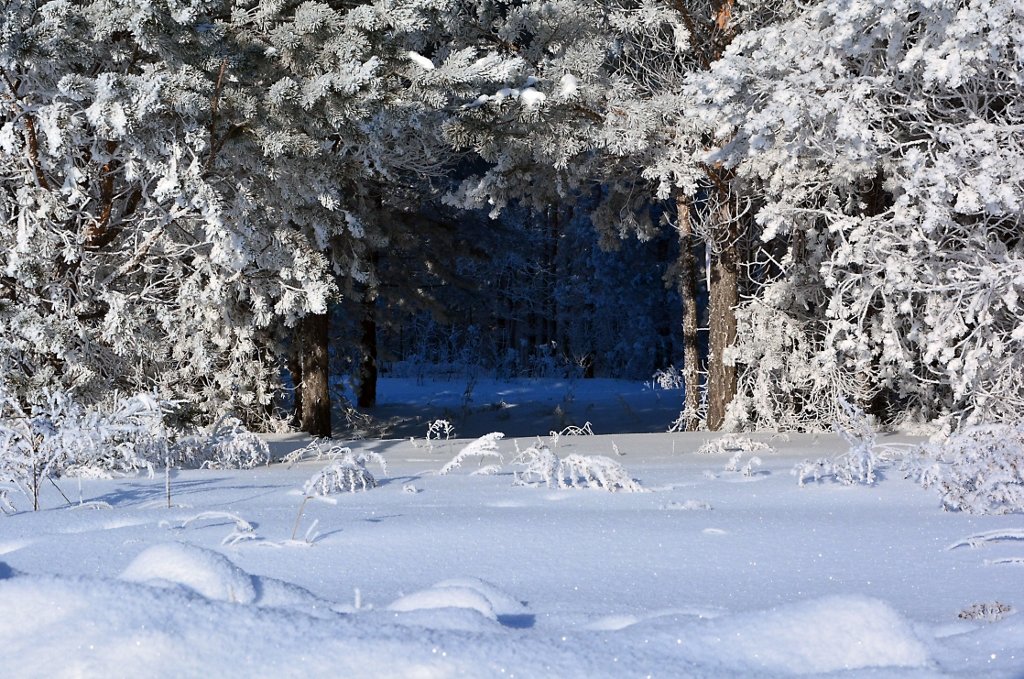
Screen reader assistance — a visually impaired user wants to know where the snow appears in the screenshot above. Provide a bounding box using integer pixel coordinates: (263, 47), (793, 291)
(120, 542), (258, 604)
(0, 381), (1022, 676)
(407, 51), (435, 70)
(558, 73), (579, 98)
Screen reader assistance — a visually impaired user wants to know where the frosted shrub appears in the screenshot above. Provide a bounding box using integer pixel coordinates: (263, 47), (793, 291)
(281, 438), (336, 466)
(793, 450), (879, 487)
(558, 454), (644, 492)
(0, 388), (169, 509)
(924, 425), (1024, 514)
(512, 440), (559, 486)
(512, 440), (643, 492)
(793, 400), (879, 487)
(292, 447), (388, 541)
(697, 434), (772, 456)
(547, 422), (594, 449)
(440, 433), (504, 475)
(958, 602), (1014, 623)
(427, 419), (455, 444)
(651, 366), (684, 391)
(175, 417), (269, 470)
(303, 448), (388, 495)
(426, 419), (456, 456)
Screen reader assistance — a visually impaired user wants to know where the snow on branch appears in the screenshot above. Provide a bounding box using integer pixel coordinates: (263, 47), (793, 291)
(440, 433), (504, 475)
(947, 529), (1024, 551)
(302, 448), (388, 495)
(513, 439), (643, 492)
(180, 511), (257, 546)
(697, 434), (772, 456)
(922, 425), (1024, 515)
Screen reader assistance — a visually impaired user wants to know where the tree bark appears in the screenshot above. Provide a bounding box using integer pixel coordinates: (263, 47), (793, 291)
(675, 192), (703, 430)
(299, 312), (331, 437)
(356, 288), (378, 409)
(706, 200), (739, 431)
(858, 169), (894, 421)
(287, 344), (303, 429)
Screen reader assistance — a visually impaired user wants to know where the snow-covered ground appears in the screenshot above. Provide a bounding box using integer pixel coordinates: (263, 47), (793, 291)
(358, 376), (685, 437)
(1, 381), (1022, 677)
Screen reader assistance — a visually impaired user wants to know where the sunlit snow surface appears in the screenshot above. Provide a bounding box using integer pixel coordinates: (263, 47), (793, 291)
(1, 380), (1022, 677)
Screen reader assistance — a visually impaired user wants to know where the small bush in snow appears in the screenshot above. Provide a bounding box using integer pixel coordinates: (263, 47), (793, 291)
(426, 419), (456, 446)
(0, 388), (169, 509)
(292, 448), (388, 541)
(281, 438), (335, 467)
(303, 448), (388, 495)
(175, 416), (269, 470)
(697, 434), (772, 456)
(793, 399), (879, 487)
(958, 602), (1014, 622)
(440, 433), (504, 475)
(651, 366), (684, 391)
(512, 440), (559, 486)
(512, 440), (643, 492)
(921, 425), (1024, 515)
(558, 454), (644, 492)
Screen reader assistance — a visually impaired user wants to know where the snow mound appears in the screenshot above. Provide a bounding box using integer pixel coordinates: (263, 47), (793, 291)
(633, 595), (930, 674)
(389, 584), (497, 620)
(432, 577), (526, 616)
(120, 543), (256, 604)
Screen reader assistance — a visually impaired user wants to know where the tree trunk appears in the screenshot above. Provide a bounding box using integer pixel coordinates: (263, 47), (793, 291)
(858, 169), (894, 421)
(299, 312), (331, 437)
(356, 287), (378, 408)
(706, 200), (739, 431)
(675, 192), (703, 430)
(287, 344), (303, 429)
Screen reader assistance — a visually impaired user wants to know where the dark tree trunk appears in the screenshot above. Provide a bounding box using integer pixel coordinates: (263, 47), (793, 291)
(859, 169), (895, 421)
(356, 288), (378, 408)
(675, 192), (703, 431)
(706, 199), (739, 431)
(287, 344), (303, 429)
(299, 312), (331, 437)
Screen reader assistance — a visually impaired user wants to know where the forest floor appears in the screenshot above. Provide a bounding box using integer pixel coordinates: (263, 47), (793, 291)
(0, 378), (1022, 677)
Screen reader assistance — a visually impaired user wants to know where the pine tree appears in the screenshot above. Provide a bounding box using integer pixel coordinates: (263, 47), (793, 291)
(695, 0), (1024, 428)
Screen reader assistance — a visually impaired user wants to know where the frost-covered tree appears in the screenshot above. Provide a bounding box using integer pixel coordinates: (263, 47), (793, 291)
(0, 0), (522, 434)
(697, 0), (1024, 428)
(0, 0), (341, 425)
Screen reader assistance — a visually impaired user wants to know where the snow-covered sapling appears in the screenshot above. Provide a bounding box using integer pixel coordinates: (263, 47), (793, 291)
(922, 425), (1024, 514)
(558, 454), (644, 492)
(513, 440), (643, 492)
(792, 399), (880, 486)
(176, 416), (269, 470)
(440, 433), (504, 475)
(697, 434), (772, 456)
(292, 448), (388, 540)
(512, 440), (559, 487)
(426, 419), (456, 455)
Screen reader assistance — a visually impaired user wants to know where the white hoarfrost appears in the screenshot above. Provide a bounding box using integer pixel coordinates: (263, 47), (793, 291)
(440, 433), (504, 475)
